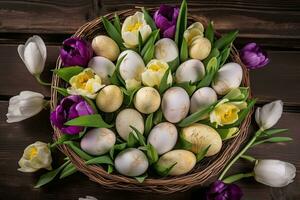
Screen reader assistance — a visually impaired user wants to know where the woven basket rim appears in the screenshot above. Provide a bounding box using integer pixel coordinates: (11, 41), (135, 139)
(50, 7), (253, 194)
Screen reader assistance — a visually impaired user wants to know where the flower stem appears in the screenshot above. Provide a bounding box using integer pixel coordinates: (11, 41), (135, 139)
(240, 154), (257, 163)
(35, 75), (51, 86)
(223, 172), (254, 184)
(219, 129), (263, 180)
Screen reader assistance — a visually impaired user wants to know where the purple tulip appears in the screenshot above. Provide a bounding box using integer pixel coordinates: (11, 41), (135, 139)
(154, 5), (179, 38)
(205, 180), (243, 200)
(60, 37), (93, 67)
(240, 42), (269, 69)
(50, 95), (94, 135)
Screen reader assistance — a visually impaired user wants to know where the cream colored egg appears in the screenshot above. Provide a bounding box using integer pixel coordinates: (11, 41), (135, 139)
(80, 128), (116, 156)
(88, 56), (116, 85)
(162, 87), (190, 123)
(115, 108), (144, 141)
(118, 50), (145, 81)
(147, 122), (178, 155)
(190, 87), (217, 114)
(154, 38), (179, 62)
(175, 59), (205, 83)
(156, 150), (196, 176)
(189, 37), (211, 60)
(96, 85), (123, 113)
(92, 35), (120, 61)
(115, 148), (149, 177)
(134, 87), (161, 114)
(181, 123), (222, 156)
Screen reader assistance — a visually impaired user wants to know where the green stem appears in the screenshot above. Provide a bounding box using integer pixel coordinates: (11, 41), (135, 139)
(35, 75), (51, 86)
(240, 155), (257, 163)
(219, 128), (263, 180)
(223, 172), (254, 184)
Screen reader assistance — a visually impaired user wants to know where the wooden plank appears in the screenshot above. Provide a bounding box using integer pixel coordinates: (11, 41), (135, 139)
(0, 101), (299, 199)
(0, 44), (299, 105)
(0, 0), (98, 34)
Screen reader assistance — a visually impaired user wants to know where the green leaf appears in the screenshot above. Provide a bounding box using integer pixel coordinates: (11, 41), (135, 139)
(138, 31), (143, 53)
(53, 87), (68, 96)
(168, 57), (180, 72)
(154, 162), (177, 177)
(223, 87), (249, 102)
(196, 145), (211, 162)
(130, 126), (146, 146)
(135, 173), (148, 183)
(102, 16), (124, 48)
(197, 57), (218, 88)
(175, 0), (187, 46)
(217, 127), (240, 140)
(205, 21), (214, 44)
(145, 113), (154, 136)
(64, 141), (93, 160)
(85, 155), (113, 165)
(180, 38), (188, 62)
(178, 133), (193, 150)
(175, 81), (196, 96)
(34, 160), (70, 188)
(141, 30), (160, 57)
(153, 109), (163, 125)
(178, 102), (217, 127)
(252, 137), (293, 147)
(113, 13), (121, 33)
(143, 44), (155, 64)
(142, 8), (157, 31)
(219, 46), (231, 66)
(260, 128), (289, 137)
(110, 55), (126, 86)
(214, 30), (238, 50)
(107, 165), (114, 174)
(203, 48), (220, 67)
(59, 162), (77, 179)
(146, 143), (158, 165)
(121, 86), (140, 106)
(53, 66), (83, 82)
(109, 143), (127, 159)
(158, 68), (171, 94)
(64, 114), (113, 128)
(55, 128), (86, 145)
(127, 132), (139, 148)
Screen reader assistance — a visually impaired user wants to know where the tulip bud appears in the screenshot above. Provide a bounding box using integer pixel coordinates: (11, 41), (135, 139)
(189, 37), (211, 60)
(255, 100), (283, 130)
(6, 91), (45, 123)
(254, 159), (296, 187)
(18, 141), (52, 172)
(17, 35), (46, 76)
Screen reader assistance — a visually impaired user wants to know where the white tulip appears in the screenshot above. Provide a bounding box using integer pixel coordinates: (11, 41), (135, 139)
(17, 35), (46, 76)
(255, 100), (283, 130)
(154, 38), (179, 63)
(212, 62), (243, 95)
(254, 159), (296, 187)
(6, 91), (45, 123)
(121, 12), (152, 48)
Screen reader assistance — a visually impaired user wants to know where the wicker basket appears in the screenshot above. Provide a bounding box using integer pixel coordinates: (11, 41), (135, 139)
(50, 8), (252, 194)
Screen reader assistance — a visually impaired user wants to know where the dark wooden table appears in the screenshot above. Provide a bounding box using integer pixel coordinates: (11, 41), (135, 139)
(0, 1), (299, 199)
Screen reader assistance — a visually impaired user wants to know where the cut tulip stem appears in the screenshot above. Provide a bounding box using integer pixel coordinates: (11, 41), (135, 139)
(35, 75), (51, 86)
(240, 154), (257, 163)
(218, 128), (263, 180)
(223, 172), (254, 184)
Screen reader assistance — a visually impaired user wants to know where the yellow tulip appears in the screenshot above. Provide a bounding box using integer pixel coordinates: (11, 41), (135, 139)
(18, 141), (52, 172)
(183, 22), (204, 45)
(68, 68), (104, 99)
(210, 102), (240, 126)
(121, 12), (152, 48)
(141, 59), (172, 87)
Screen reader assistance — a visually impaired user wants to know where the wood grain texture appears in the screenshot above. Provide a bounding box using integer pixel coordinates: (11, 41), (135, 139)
(0, 101), (299, 200)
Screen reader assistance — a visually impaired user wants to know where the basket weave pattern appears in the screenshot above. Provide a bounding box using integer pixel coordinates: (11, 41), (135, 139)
(51, 8), (252, 194)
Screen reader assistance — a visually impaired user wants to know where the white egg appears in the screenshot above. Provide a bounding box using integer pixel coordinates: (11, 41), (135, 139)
(154, 38), (179, 62)
(190, 87), (217, 114)
(134, 87), (161, 114)
(156, 149), (196, 176)
(175, 59), (205, 83)
(80, 128), (116, 156)
(115, 108), (144, 141)
(118, 50), (145, 81)
(212, 62), (243, 95)
(147, 122), (178, 155)
(162, 87), (190, 123)
(115, 148), (149, 177)
(88, 56), (116, 85)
